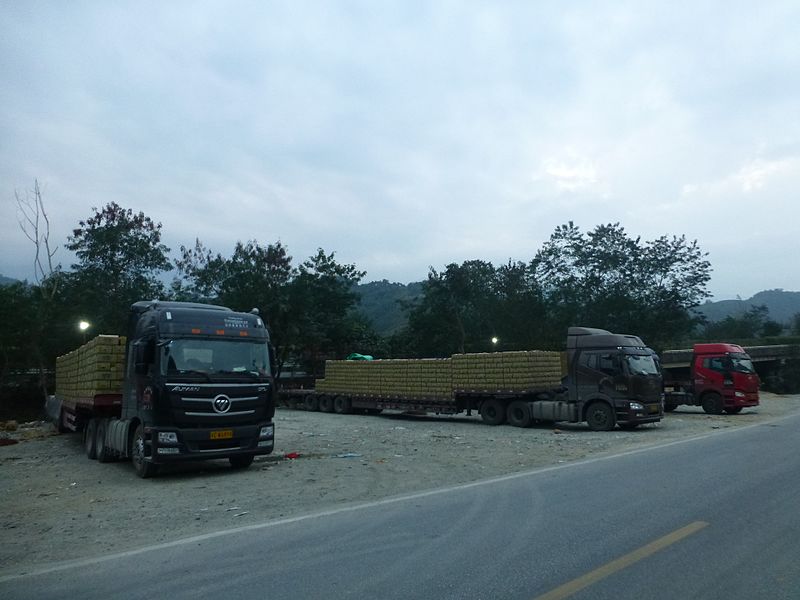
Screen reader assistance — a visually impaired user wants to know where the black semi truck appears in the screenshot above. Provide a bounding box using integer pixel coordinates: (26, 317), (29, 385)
(49, 301), (276, 478)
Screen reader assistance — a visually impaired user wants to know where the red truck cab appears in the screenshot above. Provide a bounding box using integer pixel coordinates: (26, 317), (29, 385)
(662, 343), (760, 414)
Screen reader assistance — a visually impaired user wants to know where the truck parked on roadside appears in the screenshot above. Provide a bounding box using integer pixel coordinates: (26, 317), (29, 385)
(279, 327), (663, 431)
(47, 301), (276, 477)
(660, 343), (760, 414)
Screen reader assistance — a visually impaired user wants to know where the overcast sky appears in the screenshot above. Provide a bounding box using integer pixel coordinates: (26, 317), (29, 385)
(2, 1), (798, 300)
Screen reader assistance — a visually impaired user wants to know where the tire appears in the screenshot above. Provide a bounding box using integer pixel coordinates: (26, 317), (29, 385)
(304, 395), (320, 412)
(96, 419), (112, 463)
(701, 393), (724, 415)
(480, 398), (506, 426)
(84, 419), (98, 460)
(506, 400), (531, 428)
(229, 454), (255, 469)
(131, 424), (158, 479)
(333, 395), (352, 414)
(586, 402), (615, 431)
(318, 395), (335, 413)
(725, 406), (743, 414)
(664, 403), (678, 412)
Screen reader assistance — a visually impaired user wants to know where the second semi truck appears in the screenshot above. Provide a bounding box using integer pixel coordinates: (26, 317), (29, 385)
(280, 327), (663, 431)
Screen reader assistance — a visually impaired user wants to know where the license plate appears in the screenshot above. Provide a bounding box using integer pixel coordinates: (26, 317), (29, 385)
(648, 405), (660, 414)
(210, 429), (233, 440)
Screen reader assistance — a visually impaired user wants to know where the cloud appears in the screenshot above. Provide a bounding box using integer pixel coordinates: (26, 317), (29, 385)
(1, 1), (799, 300)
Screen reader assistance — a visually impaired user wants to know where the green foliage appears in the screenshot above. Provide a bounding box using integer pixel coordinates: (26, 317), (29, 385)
(66, 202), (172, 334)
(174, 243), (371, 376)
(533, 222), (711, 347)
(699, 305), (785, 340)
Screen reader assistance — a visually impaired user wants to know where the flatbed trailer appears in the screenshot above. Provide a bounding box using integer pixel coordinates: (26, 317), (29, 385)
(279, 327), (663, 431)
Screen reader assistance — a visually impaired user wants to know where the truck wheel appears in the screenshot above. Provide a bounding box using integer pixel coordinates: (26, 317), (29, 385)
(131, 424), (158, 479)
(480, 399), (506, 426)
(96, 419), (112, 463)
(84, 419), (98, 460)
(333, 395), (352, 414)
(701, 393), (724, 415)
(318, 395), (335, 413)
(506, 401), (531, 428)
(586, 402), (615, 431)
(664, 403), (678, 412)
(229, 454), (255, 469)
(304, 395), (320, 412)
(725, 406), (743, 414)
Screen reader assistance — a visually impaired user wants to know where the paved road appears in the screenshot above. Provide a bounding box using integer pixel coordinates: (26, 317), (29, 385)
(3, 413), (800, 599)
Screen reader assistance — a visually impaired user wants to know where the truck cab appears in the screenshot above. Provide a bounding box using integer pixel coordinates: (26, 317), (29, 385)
(562, 327), (663, 429)
(115, 301), (276, 476)
(662, 343), (760, 414)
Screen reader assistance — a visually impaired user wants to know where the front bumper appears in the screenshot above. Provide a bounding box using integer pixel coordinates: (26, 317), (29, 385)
(618, 402), (663, 425)
(144, 422), (274, 464)
(726, 392), (759, 408)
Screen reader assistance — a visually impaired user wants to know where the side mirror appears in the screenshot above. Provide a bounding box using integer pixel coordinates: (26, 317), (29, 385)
(269, 343), (278, 375)
(134, 341), (154, 375)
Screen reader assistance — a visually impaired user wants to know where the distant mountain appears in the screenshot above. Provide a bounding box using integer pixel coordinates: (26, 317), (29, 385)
(355, 280), (424, 336)
(0, 274), (20, 286)
(695, 289), (800, 323)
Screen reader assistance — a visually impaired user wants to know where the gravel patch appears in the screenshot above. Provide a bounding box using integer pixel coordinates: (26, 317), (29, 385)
(1, 392), (799, 576)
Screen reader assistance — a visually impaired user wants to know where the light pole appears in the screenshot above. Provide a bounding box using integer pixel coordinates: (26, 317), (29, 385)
(79, 320), (91, 343)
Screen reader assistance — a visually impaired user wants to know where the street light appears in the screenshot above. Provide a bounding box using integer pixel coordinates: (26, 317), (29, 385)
(491, 336), (499, 350)
(79, 320), (90, 343)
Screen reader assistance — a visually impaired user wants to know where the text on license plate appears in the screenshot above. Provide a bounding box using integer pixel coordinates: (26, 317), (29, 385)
(210, 429), (233, 440)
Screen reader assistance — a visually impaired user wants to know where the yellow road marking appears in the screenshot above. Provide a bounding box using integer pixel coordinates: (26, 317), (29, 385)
(534, 520), (709, 600)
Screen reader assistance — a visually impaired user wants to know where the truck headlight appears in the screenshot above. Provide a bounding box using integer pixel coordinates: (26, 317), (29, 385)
(629, 402), (645, 411)
(735, 391), (745, 398)
(158, 431), (178, 444)
(259, 425), (274, 439)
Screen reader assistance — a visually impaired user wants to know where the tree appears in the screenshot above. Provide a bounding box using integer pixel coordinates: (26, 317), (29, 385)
(286, 249), (368, 373)
(11, 181), (72, 404)
(174, 238), (295, 373)
(173, 242), (371, 376)
(533, 222), (711, 347)
(67, 202), (172, 334)
(701, 305), (780, 340)
(399, 260), (500, 356)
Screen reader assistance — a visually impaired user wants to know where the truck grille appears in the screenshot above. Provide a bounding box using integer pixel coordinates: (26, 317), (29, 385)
(167, 382), (268, 426)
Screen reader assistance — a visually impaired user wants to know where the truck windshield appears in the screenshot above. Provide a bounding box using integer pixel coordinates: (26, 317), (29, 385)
(624, 354), (660, 376)
(729, 353), (756, 374)
(160, 339), (270, 377)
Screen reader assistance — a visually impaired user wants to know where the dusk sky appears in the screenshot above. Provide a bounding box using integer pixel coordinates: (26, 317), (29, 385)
(2, 1), (798, 300)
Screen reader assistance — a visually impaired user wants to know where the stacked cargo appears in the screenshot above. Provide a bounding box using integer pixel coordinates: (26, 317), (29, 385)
(315, 351), (563, 399)
(55, 335), (126, 406)
(452, 351), (563, 392)
(396, 359), (451, 399)
(316, 358), (452, 399)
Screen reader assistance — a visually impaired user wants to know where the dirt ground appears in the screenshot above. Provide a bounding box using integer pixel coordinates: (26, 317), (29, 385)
(2, 392), (799, 577)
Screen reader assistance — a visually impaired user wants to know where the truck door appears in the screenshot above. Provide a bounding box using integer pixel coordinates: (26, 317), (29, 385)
(693, 355), (728, 398)
(575, 351), (619, 401)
